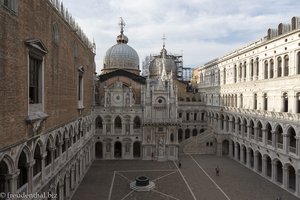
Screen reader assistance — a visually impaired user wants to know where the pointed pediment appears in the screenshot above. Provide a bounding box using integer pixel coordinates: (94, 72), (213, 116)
(25, 38), (48, 54)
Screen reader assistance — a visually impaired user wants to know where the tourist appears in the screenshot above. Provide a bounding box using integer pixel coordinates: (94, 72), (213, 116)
(178, 160), (182, 168)
(215, 166), (220, 176)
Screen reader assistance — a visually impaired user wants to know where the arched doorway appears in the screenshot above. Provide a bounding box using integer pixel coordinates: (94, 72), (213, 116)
(265, 155), (272, 178)
(222, 140), (229, 156)
(133, 141), (141, 158)
(114, 142), (122, 158)
(178, 129), (183, 142)
(287, 165), (296, 190)
(95, 142), (103, 159)
(0, 160), (10, 194)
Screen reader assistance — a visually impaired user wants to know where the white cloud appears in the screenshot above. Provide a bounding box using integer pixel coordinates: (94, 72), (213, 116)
(61, 0), (299, 73)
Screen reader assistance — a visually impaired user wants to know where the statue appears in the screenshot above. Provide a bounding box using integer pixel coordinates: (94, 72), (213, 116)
(106, 143), (111, 152)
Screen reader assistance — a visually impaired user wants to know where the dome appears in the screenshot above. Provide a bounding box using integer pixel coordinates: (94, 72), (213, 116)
(149, 49), (177, 78)
(103, 43), (139, 72)
(102, 18), (140, 74)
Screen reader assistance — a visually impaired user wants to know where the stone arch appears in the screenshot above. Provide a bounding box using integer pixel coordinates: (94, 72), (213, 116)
(286, 126), (296, 153)
(114, 141), (122, 158)
(15, 145), (31, 169)
(241, 145), (247, 164)
(0, 154), (14, 174)
(263, 154), (272, 178)
(255, 151), (262, 173)
(275, 124), (284, 149)
(95, 142), (103, 159)
(284, 163), (296, 190)
(274, 159), (283, 184)
(95, 116), (103, 129)
(192, 129), (197, 136)
(248, 147), (254, 168)
(133, 116), (141, 129)
(222, 140), (229, 156)
(133, 141), (141, 158)
(114, 116), (122, 129)
(33, 141), (43, 176)
(17, 150), (29, 189)
(178, 129), (183, 142)
(185, 129), (190, 139)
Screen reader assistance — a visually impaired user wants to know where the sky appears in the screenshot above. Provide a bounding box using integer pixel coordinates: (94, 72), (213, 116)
(61, 0), (299, 74)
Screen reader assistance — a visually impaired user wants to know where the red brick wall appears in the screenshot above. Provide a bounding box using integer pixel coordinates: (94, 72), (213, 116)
(0, 0), (95, 148)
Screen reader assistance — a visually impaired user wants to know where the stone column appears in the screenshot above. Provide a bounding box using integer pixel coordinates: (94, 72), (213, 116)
(66, 172), (71, 199)
(296, 136), (300, 156)
(272, 161), (277, 182)
(254, 154), (258, 172)
(283, 134), (288, 154)
(271, 130), (277, 149)
(229, 140), (233, 158)
(261, 128), (267, 145)
(283, 165), (288, 189)
(262, 157), (267, 177)
(246, 148), (251, 168)
(241, 147), (245, 164)
(296, 170), (300, 197)
(234, 143), (239, 160)
(235, 122), (239, 135)
(41, 154), (46, 184)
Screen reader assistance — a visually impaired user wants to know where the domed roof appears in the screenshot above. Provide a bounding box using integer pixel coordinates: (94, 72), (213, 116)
(149, 47), (177, 78)
(102, 18), (139, 74)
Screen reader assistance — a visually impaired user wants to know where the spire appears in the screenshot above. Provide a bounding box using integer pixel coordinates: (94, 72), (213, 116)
(160, 33), (167, 57)
(119, 17), (126, 35)
(116, 17), (128, 44)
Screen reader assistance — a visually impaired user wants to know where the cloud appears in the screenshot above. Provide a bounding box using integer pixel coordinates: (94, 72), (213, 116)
(61, 0), (299, 73)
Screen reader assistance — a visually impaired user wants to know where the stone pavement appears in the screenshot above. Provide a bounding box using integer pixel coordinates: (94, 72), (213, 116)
(72, 155), (299, 200)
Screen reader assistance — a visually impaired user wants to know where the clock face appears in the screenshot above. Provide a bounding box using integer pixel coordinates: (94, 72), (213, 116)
(113, 93), (123, 104)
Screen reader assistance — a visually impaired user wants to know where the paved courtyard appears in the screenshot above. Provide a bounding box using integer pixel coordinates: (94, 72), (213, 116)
(72, 155), (299, 200)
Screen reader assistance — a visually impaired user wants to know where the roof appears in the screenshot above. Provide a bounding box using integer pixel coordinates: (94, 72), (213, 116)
(99, 69), (146, 84)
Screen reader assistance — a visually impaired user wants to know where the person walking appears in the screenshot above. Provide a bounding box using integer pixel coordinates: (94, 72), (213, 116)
(178, 160), (182, 168)
(215, 166), (220, 176)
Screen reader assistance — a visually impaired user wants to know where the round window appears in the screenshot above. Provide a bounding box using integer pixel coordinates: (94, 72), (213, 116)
(158, 99), (162, 103)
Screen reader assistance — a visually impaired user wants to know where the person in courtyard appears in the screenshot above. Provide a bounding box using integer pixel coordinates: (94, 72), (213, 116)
(215, 165), (220, 176)
(178, 160), (182, 168)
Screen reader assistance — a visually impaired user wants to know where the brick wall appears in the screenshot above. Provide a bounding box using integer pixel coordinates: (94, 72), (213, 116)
(0, 0), (95, 148)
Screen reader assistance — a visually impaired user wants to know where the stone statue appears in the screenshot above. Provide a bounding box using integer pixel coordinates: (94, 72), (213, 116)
(106, 143), (111, 152)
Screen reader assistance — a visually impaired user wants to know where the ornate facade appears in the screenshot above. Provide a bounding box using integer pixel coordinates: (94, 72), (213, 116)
(192, 16), (300, 198)
(0, 1), (95, 199)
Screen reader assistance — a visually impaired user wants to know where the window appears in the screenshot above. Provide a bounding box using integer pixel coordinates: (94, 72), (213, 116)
(270, 59), (274, 78)
(263, 93), (268, 111)
(240, 94), (243, 108)
(243, 62), (246, 81)
(223, 68), (226, 84)
(239, 63), (242, 81)
(133, 116), (141, 129)
(33, 144), (42, 176)
(250, 60), (254, 80)
(52, 23), (60, 44)
(255, 58), (259, 79)
(264, 60), (268, 79)
(282, 92), (288, 112)
(114, 116), (122, 128)
(29, 57), (42, 104)
(254, 93), (257, 110)
(25, 39), (47, 116)
(2, 0), (18, 14)
(178, 112), (182, 118)
(234, 65), (237, 83)
(284, 55), (289, 76)
(277, 57), (282, 77)
(78, 66), (84, 108)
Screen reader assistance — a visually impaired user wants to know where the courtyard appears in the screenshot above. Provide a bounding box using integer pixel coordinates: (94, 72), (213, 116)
(72, 154), (298, 200)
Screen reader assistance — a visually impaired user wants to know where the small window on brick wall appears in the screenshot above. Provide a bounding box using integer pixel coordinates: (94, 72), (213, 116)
(1, 0), (18, 14)
(29, 56), (42, 104)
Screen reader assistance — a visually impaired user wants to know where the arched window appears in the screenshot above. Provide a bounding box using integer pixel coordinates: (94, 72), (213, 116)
(17, 151), (28, 189)
(250, 59), (254, 80)
(265, 123), (272, 145)
(276, 125), (283, 149)
(133, 116), (141, 129)
(54, 135), (60, 159)
(277, 57), (282, 77)
(257, 122), (263, 142)
(284, 55), (289, 76)
(255, 57), (259, 79)
(287, 127), (296, 153)
(33, 144), (42, 176)
(263, 93), (268, 111)
(178, 129), (183, 142)
(223, 68), (226, 84)
(254, 93), (257, 110)
(264, 60), (268, 79)
(95, 116), (103, 129)
(45, 139), (52, 166)
(114, 116), (122, 128)
(234, 65), (237, 83)
(170, 133), (174, 142)
(282, 92), (288, 112)
(270, 59), (274, 78)
(243, 61), (247, 81)
(185, 129), (190, 139)
(239, 63), (242, 81)
(249, 120), (254, 139)
(240, 94), (243, 108)
(52, 22), (60, 44)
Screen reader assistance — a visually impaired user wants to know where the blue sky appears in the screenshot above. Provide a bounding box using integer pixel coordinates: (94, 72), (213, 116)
(61, 0), (299, 73)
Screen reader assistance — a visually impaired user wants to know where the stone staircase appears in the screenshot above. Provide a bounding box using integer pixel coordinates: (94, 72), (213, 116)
(179, 128), (216, 155)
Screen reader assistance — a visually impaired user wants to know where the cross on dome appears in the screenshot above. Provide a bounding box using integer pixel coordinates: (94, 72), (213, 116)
(119, 17), (126, 35)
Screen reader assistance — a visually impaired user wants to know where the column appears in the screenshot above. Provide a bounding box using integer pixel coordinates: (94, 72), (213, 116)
(296, 170), (300, 197)
(254, 154), (258, 172)
(241, 147), (245, 164)
(103, 122), (107, 135)
(246, 148), (251, 168)
(261, 128), (267, 145)
(272, 130), (277, 149)
(234, 143), (239, 160)
(228, 120), (233, 133)
(262, 157), (267, 177)
(66, 172), (71, 199)
(283, 165), (288, 189)
(229, 140), (233, 158)
(253, 60), (258, 80)
(27, 161), (34, 193)
(296, 136), (300, 156)
(272, 161), (277, 182)
(235, 122), (239, 135)
(283, 134), (288, 154)
(254, 126), (258, 141)
(41, 154), (46, 184)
